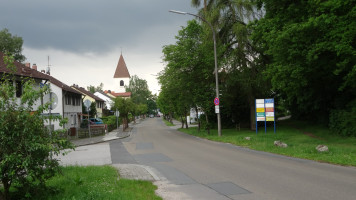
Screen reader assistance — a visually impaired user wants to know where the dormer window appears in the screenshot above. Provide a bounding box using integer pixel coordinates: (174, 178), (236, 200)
(120, 80), (124, 86)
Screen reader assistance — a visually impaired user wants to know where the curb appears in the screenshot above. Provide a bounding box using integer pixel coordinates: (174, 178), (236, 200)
(73, 130), (132, 147)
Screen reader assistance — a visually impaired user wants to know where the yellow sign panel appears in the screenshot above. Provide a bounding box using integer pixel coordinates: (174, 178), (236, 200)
(266, 116), (274, 121)
(256, 108), (265, 112)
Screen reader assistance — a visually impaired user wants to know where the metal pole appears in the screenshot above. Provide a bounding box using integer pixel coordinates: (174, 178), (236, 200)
(169, 10), (222, 137)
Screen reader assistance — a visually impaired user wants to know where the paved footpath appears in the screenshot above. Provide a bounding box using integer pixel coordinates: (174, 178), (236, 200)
(56, 119), (187, 199)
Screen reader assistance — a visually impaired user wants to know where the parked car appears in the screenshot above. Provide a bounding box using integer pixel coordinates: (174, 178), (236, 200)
(89, 118), (104, 124)
(149, 114), (154, 118)
(80, 118), (103, 128)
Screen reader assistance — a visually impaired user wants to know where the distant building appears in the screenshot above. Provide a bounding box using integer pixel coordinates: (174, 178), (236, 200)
(94, 91), (114, 110)
(112, 53), (131, 98)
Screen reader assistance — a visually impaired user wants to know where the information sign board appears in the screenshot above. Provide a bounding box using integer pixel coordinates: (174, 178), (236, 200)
(255, 98), (276, 134)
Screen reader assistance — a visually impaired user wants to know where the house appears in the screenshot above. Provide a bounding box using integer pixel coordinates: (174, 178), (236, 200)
(94, 91), (114, 110)
(42, 75), (82, 133)
(0, 52), (82, 134)
(0, 52), (49, 110)
(71, 85), (105, 117)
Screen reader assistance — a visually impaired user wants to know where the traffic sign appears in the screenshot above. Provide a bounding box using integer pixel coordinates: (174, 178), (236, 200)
(214, 97), (220, 106)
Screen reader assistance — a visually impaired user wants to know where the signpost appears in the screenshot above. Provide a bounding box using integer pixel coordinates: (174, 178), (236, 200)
(214, 97), (220, 113)
(84, 99), (92, 138)
(255, 98), (276, 134)
(115, 108), (120, 133)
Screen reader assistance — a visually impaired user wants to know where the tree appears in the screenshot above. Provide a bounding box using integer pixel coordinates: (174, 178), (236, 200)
(0, 28), (26, 62)
(0, 54), (72, 199)
(113, 97), (134, 131)
(252, 0), (356, 125)
(160, 20), (216, 130)
(87, 83), (104, 93)
(125, 75), (151, 105)
(89, 101), (97, 118)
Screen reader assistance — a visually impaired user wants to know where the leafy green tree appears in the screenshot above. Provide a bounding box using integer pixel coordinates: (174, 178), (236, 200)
(252, 0), (356, 125)
(87, 83), (104, 93)
(160, 20), (216, 130)
(126, 75), (151, 105)
(89, 101), (97, 118)
(113, 97), (134, 130)
(0, 54), (73, 199)
(0, 29), (26, 62)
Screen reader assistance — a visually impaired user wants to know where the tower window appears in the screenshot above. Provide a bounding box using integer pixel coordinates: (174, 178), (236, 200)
(120, 80), (124, 86)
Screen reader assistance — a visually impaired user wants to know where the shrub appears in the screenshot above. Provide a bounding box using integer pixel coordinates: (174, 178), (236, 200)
(329, 100), (356, 137)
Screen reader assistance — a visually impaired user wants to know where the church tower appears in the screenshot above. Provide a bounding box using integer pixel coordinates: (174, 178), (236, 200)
(113, 54), (130, 93)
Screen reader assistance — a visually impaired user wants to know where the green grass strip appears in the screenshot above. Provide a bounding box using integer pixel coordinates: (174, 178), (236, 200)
(163, 119), (175, 126)
(179, 120), (356, 166)
(32, 165), (162, 200)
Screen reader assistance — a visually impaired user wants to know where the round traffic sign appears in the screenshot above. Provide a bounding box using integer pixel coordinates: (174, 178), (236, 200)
(214, 97), (220, 106)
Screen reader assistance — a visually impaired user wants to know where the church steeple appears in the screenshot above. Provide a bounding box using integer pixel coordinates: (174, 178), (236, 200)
(113, 53), (130, 93)
(114, 54), (130, 78)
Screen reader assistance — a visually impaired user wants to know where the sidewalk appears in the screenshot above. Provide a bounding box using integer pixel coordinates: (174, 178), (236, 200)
(70, 126), (131, 147)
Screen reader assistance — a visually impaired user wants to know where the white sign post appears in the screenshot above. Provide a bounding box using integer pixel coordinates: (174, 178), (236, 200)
(84, 99), (92, 138)
(115, 108), (120, 133)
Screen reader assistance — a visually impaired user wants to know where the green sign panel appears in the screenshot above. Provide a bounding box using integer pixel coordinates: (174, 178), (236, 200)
(257, 112), (265, 117)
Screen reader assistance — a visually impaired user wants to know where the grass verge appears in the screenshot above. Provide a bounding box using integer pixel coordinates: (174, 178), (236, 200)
(163, 119), (175, 126)
(179, 120), (356, 166)
(27, 165), (162, 200)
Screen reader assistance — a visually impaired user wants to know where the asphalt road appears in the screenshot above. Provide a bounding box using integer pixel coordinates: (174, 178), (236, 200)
(114, 118), (356, 200)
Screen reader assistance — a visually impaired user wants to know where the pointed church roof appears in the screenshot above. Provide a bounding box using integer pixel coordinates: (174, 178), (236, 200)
(113, 54), (130, 78)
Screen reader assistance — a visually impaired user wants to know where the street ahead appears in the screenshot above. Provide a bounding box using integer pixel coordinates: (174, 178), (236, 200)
(111, 118), (356, 200)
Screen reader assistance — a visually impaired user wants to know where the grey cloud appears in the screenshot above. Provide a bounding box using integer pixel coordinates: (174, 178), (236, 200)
(0, 0), (197, 54)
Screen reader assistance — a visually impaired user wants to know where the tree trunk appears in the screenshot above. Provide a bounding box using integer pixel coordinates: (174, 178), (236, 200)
(2, 178), (11, 200)
(248, 95), (256, 131)
(205, 113), (210, 135)
(181, 116), (184, 129)
(196, 107), (200, 131)
(185, 115), (189, 129)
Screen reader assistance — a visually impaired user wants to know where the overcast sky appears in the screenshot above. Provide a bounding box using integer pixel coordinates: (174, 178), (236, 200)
(0, 0), (198, 95)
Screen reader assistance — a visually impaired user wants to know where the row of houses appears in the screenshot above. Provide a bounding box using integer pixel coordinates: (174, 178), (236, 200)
(0, 52), (132, 134)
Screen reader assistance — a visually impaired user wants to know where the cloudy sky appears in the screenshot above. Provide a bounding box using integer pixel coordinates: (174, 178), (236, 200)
(0, 0), (198, 94)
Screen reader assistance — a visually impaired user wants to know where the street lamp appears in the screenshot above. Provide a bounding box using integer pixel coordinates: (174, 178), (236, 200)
(169, 10), (222, 137)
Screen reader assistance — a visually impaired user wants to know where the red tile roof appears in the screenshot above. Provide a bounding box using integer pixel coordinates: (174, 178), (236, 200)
(111, 92), (131, 97)
(113, 54), (130, 78)
(0, 52), (49, 81)
(104, 90), (131, 97)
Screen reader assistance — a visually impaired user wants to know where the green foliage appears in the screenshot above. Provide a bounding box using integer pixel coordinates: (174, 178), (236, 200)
(159, 20), (215, 127)
(329, 100), (356, 137)
(87, 83), (103, 93)
(179, 120), (356, 166)
(102, 115), (120, 132)
(18, 166), (162, 200)
(0, 54), (73, 199)
(126, 75), (151, 105)
(89, 101), (97, 118)
(252, 0), (356, 124)
(113, 97), (134, 129)
(0, 28), (26, 62)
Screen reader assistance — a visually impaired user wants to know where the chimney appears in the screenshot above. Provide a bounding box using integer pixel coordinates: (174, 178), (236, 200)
(25, 63), (31, 68)
(41, 70), (45, 73)
(108, 90), (111, 93)
(32, 64), (37, 71)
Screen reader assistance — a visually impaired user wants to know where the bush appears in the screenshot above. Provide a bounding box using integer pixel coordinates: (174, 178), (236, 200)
(0, 54), (73, 200)
(329, 100), (356, 137)
(102, 115), (120, 132)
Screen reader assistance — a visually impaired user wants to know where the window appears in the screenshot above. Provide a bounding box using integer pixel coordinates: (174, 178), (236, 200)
(120, 80), (124, 86)
(16, 81), (22, 97)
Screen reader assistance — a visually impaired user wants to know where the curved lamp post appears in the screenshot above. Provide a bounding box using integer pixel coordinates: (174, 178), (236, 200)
(169, 10), (221, 137)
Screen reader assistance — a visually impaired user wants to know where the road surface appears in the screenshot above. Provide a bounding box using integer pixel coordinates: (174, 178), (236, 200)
(111, 118), (356, 200)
